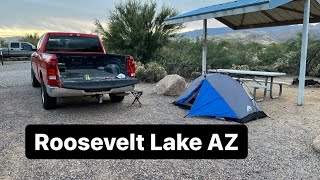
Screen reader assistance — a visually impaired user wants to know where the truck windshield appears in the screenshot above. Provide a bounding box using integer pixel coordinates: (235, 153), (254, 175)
(46, 36), (103, 52)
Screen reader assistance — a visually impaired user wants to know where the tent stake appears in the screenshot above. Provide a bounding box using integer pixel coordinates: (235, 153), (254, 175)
(298, 0), (311, 106)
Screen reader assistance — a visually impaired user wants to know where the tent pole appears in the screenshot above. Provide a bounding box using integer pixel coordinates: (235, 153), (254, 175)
(298, 0), (311, 106)
(202, 19), (208, 75)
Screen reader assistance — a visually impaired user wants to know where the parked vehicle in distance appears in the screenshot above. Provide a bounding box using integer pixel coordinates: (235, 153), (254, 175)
(1, 42), (36, 58)
(31, 32), (139, 109)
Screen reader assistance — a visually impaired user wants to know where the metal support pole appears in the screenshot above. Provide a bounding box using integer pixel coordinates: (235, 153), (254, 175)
(298, 0), (311, 106)
(0, 44), (3, 66)
(263, 77), (269, 100)
(202, 19), (207, 75)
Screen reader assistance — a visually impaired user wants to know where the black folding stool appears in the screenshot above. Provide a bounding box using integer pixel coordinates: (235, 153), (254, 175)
(130, 90), (143, 107)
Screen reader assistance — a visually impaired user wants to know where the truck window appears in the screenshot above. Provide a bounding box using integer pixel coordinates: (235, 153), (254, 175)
(11, 43), (20, 48)
(45, 36), (103, 52)
(21, 43), (32, 51)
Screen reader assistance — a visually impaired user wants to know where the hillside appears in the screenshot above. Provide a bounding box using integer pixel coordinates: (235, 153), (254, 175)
(0, 36), (21, 43)
(180, 24), (320, 43)
(209, 31), (278, 45)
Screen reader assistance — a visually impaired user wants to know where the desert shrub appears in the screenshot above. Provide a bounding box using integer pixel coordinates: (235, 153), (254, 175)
(135, 61), (144, 69)
(306, 38), (320, 75)
(19, 33), (40, 46)
(144, 62), (167, 83)
(257, 43), (285, 66)
(275, 53), (299, 74)
(190, 68), (202, 79)
(154, 39), (268, 78)
(155, 39), (202, 78)
(0, 40), (7, 47)
(135, 62), (167, 83)
(135, 62), (147, 80)
(276, 34), (320, 75)
(122, 32), (320, 79)
(310, 64), (320, 77)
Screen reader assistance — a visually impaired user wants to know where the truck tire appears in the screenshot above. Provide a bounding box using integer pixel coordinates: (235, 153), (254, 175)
(41, 81), (57, 110)
(109, 94), (125, 103)
(31, 69), (40, 87)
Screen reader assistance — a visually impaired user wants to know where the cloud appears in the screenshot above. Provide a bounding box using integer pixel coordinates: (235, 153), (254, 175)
(0, 0), (227, 37)
(0, 29), (50, 37)
(38, 17), (94, 32)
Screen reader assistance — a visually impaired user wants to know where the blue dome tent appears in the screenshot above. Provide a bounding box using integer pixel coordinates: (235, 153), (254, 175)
(175, 74), (267, 123)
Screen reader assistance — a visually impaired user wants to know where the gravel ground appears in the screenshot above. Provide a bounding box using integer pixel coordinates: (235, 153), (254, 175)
(0, 61), (320, 179)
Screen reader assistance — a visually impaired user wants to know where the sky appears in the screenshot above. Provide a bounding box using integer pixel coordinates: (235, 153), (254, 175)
(0, 0), (235, 37)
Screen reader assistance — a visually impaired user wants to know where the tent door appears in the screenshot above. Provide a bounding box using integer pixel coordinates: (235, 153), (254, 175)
(184, 90), (200, 108)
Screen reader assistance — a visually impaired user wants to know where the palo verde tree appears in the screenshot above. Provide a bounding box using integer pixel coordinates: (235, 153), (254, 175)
(94, 0), (183, 64)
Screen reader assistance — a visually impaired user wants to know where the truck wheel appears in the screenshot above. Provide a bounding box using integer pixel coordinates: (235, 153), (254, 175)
(109, 94), (125, 103)
(41, 82), (57, 110)
(31, 69), (40, 87)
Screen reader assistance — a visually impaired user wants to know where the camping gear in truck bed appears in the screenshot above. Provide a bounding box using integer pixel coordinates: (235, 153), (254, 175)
(56, 54), (139, 91)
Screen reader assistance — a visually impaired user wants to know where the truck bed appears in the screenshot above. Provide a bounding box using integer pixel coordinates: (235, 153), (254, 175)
(56, 54), (139, 91)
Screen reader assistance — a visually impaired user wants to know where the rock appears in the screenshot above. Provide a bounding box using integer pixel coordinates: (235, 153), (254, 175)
(313, 135), (320, 153)
(156, 74), (186, 96)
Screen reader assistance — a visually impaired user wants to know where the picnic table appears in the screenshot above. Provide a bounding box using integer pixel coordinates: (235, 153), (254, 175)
(208, 69), (289, 101)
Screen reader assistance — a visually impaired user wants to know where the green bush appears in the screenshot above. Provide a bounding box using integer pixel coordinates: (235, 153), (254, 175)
(135, 62), (147, 81)
(123, 33), (320, 80)
(154, 39), (201, 78)
(153, 34), (320, 77)
(19, 33), (40, 46)
(190, 68), (202, 79)
(310, 64), (320, 77)
(153, 39), (268, 78)
(0, 40), (8, 47)
(135, 62), (167, 83)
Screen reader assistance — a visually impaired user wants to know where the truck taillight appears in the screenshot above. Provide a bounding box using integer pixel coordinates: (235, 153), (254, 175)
(126, 56), (135, 77)
(47, 62), (58, 86)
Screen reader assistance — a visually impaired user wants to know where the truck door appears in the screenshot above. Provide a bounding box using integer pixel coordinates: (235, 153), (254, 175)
(9, 42), (21, 57)
(21, 43), (33, 57)
(32, 35), (44, 80)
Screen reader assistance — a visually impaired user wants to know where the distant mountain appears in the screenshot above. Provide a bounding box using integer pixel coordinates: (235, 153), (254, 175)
(179, 24), (320, 43)
(209, 31), (278, 45)
(0, 36), (21, 43)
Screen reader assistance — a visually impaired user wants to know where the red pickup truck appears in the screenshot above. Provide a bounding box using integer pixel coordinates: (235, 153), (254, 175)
(31, 32), (139, 109)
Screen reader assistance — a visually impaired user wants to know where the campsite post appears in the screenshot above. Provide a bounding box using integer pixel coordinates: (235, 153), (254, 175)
(202, 19), (207, 75)
(298, 0), (311, 106)
(0, 44), (3, 66)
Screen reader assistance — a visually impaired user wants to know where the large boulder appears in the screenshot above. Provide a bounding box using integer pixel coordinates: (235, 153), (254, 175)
(156, 74), (186, 96)
(313, 135), (320, 153)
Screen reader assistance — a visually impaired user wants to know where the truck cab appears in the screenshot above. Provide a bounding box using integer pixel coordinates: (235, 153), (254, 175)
(1, 42), (36, 58)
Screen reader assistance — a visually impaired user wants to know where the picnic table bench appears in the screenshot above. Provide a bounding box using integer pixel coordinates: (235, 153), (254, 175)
(208, 69), (290, 101)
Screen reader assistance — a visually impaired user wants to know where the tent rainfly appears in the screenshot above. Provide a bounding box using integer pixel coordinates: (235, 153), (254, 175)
(164, 0), (320, 106)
